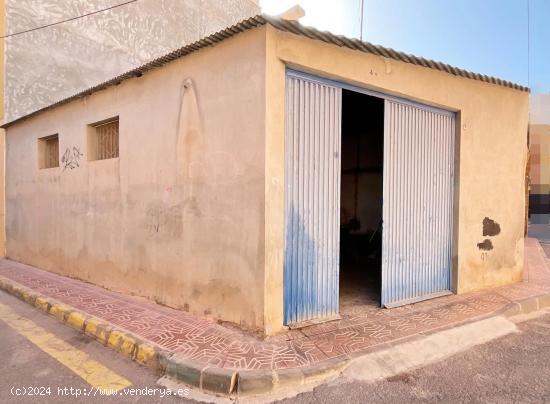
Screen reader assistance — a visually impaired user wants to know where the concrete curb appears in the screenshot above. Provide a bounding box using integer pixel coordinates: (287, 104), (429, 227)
(0, 275), (161, 368)
(500, 293), (550, 317)
(0, 275), (243, 395)
(1, 273), (550, 397)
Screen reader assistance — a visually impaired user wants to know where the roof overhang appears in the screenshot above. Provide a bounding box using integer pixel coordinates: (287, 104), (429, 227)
(2, 15), (529, 129)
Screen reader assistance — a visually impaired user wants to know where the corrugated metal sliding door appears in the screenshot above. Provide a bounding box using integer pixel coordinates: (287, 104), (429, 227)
(284, 73), (342, 325)
(382, 100), (455, 307)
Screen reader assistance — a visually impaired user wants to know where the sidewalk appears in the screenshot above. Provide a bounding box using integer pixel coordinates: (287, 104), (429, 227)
(0, 238), (549, 396)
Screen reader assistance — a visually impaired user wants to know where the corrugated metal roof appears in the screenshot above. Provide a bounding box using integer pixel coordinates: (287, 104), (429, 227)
(2, 14), (529, 128)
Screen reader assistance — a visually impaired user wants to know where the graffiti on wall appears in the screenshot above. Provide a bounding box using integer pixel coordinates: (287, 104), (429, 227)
(61, 146), (84, 171)
(145, 197), (201, 237)
(145, 202), (183, 237)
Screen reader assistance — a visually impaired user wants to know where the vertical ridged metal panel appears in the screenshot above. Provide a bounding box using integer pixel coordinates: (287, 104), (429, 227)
(284, 74), (342, 325)
(382, 100), (455, 307)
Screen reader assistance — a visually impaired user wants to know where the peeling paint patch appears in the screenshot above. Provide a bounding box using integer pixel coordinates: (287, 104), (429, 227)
(482, 217), (501, 237)
(477, 239), (494, 251)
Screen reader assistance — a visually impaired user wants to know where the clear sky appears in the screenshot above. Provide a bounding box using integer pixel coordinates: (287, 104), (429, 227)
(260, 0), (550, 94)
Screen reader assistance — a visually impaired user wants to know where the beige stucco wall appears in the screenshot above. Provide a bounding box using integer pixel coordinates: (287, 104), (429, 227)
(263, 26), (529, 333)
(5, 28), (266, 331)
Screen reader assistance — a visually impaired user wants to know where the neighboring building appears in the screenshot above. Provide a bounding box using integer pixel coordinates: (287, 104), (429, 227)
(529, 94), (550, 224)
(2, 15), (529, 335)
(5, 0), (260, 122)
(0, 0), (5, 256)
(530, 94), (550, 124)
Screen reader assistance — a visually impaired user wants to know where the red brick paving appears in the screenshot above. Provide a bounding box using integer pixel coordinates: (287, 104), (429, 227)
(0, 238), (549, 371)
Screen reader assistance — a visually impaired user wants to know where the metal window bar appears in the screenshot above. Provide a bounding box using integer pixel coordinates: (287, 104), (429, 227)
(95, 120), (119, 160)
(44, 136), (59, 168)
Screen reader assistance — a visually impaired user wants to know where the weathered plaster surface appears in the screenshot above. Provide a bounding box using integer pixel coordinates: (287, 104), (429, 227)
(6, 28), (266, 331)
(5, 0), (259, 122)
(263, 26), (529, 333)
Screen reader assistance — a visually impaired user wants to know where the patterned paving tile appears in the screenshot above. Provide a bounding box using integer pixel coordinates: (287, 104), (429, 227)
(0, 239), (549, 371)
(217, 342), (279, 370)
(181, 333), (236, 364)
(287, 338), (328, 365)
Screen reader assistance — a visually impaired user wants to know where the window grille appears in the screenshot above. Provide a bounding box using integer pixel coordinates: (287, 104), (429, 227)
(95, 120), (119, 160)
(39, 134), (59, 169)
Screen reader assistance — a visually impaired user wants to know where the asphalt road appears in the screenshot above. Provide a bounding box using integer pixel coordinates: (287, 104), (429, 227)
(277, 311), (550, 404)
(0, 290), (194, 404)
(1, 288), (550, 404)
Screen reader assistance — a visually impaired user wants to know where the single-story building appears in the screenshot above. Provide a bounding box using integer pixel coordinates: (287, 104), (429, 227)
(2, 14), (529, 335)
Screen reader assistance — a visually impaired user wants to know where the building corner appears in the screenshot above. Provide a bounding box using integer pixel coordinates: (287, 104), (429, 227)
(263, 25), (286, 335)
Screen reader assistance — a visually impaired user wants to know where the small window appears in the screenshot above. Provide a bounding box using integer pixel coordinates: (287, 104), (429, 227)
(88, 117), (119, 161)
(38, 134), (59, 169)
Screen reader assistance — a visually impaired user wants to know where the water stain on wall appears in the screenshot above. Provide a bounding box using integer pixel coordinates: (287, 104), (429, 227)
(177, 78), (203, 177)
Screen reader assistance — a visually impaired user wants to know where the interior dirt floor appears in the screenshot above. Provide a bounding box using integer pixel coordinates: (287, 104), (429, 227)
(339, 260), (381, 316)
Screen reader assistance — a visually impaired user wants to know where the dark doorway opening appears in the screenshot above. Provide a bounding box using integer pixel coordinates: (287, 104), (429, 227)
(340, 89), (384, 313)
